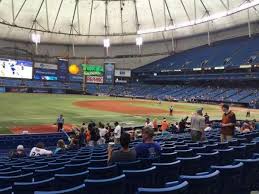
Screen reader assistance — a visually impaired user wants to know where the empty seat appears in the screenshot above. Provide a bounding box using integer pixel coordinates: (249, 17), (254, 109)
(176, 149), (194, 157)
(116, 160), (142, 171)
(70, 158), (90, 164)
(160, 152), (177, 163)
(85, 174), (126, 194)
(0, 172), (33, 187)
(0, 186), (12, 194)
(229, 145), (246, 159)
(22, 165), (48, 173)
(88, 165), (119, 179)
(89, 159), (107, 167)
(35, 184), (85, 194)
(180, 170), (220, 194)
(152, 160), (181, 187)
(198, 151), (220, 171)
(137, 181), (188, 194)
(175, 145), (189, 150)
(34, 167), (64, 181)
(177, 155), (201, 175)
(13, 177), (55, 194)
(123, 166), (156, 194)
(48, 161), (70, 168)
(55, 170), (89, 188)
(64, 162), (90, 173)
(242, 143), (257, 158)
(161, 147), (175, 153)
(211, 162), (243, 194)
(214, 148), (234, 165)
(190, 146), (207, 154)
(0, 170), (21, 176)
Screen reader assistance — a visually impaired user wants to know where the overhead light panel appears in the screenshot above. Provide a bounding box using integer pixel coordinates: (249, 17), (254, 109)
(103, 38), (110, 48)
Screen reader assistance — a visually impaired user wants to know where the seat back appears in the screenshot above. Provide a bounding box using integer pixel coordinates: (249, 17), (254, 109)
(123, 166), (156, 194)
(180, 170), (220, 194)
(177, 156), (201, 175)
(85, 174), (126, 194)
(34, 167), (64, 181)
(35, 184), (85, 194)
(116, 160), (142, 171)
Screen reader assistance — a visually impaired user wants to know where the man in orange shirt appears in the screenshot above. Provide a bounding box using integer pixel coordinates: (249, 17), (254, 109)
(221, 104), (236, 142)
(160, 118), (170, 131)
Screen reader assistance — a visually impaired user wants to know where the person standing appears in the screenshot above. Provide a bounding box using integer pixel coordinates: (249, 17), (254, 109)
(169, 106), (173, 116)
(221, 104), (236, 142)
(190, 109), (206, 142)
(144, 118), (153, 128)
(246, 110), (250, 118)
(114, 121), (122, 144)
(160, 118), (170, 132)
(57, 114), (64, 132)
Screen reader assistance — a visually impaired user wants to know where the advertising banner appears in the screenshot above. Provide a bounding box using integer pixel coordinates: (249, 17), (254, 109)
(104, 63), (115, 84)
(115, 69), (131, 77)
(68, 64), (83, 82)
(57, 59), (68, 81)
(34, 69), (58, 81)
(0, 87), (5, 93)
(86, 76), (103, 84)
(34, 62), (58, 70)
(82, 64), (104, 76)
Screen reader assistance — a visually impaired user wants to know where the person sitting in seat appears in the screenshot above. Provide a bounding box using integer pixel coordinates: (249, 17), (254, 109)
(135, 126), (161, 159)
(30, 142), (52, 157)
(108, 132), (136, 165)
(54, 139), (66, 155)
(9, 145), (27, 159)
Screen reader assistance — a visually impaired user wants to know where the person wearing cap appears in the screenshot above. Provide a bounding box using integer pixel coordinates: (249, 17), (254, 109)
(9, 145), (27, 159)
(190, 108), (206, 142)
(135, 126), (161, 159)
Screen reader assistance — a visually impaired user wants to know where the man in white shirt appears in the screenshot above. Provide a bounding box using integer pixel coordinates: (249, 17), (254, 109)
(114, 121), (122, 144)
(30, 142), (53, 157)
(144, 118), (154, 128)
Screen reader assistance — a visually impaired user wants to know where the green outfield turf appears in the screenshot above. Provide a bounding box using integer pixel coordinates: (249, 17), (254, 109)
(0, 93), (258, 134)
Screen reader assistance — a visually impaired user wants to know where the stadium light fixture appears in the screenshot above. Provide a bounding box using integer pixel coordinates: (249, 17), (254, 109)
(103, 38), (110, 48)
(31, 33), (41, 44)
(137, 0), (259, 34)
(136, 37), (143, 46)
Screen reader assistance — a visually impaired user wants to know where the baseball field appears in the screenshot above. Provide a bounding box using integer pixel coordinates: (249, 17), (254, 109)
(0, 93), (258, 134)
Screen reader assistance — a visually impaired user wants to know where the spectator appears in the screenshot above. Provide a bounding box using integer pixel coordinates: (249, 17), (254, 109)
(204, 113), (210, 124)
(220, 104), (236, 142)
(30, 142), (52, 157)
(78, 128), (86, 147)
(9, 145), (26, 159)
(98, 122), (108, 144)
(169, 106), (173, 116)
(135, 126), (161, 159)
(179, 117), (188, 132)
(153, 118), (158, 131)
(88, 123), (100, 146)
(160, 118), (169, 132)
(108, 132), (136, 165)
(190, 108), (206, 142)
(54, 139), (66, 155)
(67, 138), (79, 150)
(114, 121), (122, 144)
(144, 118), (153, 128)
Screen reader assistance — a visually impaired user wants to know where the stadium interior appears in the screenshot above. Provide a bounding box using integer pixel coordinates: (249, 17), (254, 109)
(0, 0), (259, 193)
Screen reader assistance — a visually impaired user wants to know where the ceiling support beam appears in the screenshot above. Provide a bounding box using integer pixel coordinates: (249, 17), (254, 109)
(45, 0), (50, 31)
(180, 0), (191, 21)
(14, 0), (27, 23)
(248, 8), (251, 37)
(207, 22), (211, 46)
(77, 0), (80, 34)
(70, 0), (79, 34)
(194, 0), (197, 21)
(133, 0), (140, 32)
(87, 0), (94, 35)
(164, 0), (174, 24)
(30, 0), (45, 31)
(120, 0), (124, 34)
(11, 0), (15, 24)
(52, 0), (64, 32)
(220, 0), (228, 10)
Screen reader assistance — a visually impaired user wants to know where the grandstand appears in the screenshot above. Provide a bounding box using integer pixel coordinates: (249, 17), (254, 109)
(0, 0), (259, 193)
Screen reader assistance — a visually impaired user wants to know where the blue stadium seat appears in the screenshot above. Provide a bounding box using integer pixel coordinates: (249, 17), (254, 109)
(175, 145), (189, 150)
(176, 149), (194, 157)
(0, 172), (33, 187)
(241, 143), (257, 158)
(70, 158), (90, 164)
(34, 167), (64, 181)
(22, 165), (48, 173)
(88, 164), (119, 179)
(85, 174), (126, 194)
(89, 159), (108, 167)
(180, 170), (220, 194)
(161, 147), (175, 153)
(198, 151), (220, 171)
(55, 170), (89, 188)
(160, 152), (177, 163)
(229, 145), (246, 159)
(35, 184), (85, 194)
(13, 177), (55, 194)
(190, 146), (207, 154)
(123, 166), (156, 194)
(48, 161), (70, 168)
(211, 162), (243, 194)
(64, 161), (90, 173)
(152, 160), (181, 187)
(235, 158), (259, 192)
(0, 186), (12, 194)
(116, 160), (142, 171)
(0, 169), (21, 176)
(137, 181), (188, 194)
(214, 148), (234, 165)
(177, 155), (201, 175)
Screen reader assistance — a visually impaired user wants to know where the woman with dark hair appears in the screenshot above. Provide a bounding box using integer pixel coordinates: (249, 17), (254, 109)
(108, 132), (136, 165)
(54, 139), (66, 155)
